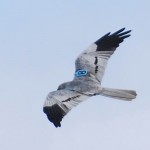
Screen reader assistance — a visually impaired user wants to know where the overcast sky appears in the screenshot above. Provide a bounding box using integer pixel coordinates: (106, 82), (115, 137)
(0, 0), (150, 150)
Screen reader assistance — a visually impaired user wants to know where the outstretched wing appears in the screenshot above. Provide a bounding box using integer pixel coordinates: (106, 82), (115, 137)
(43, 90), (90, 127)
(75, 28), (131, 83)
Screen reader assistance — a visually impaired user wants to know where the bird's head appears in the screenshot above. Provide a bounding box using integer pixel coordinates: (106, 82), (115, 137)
(57, 82), (70, 90)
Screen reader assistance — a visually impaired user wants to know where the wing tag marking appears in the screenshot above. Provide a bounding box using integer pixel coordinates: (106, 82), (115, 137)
(75, 69), (88, 77)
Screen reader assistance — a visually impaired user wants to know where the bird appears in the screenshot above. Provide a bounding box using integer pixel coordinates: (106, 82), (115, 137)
(43, 28), (137, 128)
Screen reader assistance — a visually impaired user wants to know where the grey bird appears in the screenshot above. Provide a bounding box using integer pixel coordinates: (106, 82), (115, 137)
(43, 28), (137, 127)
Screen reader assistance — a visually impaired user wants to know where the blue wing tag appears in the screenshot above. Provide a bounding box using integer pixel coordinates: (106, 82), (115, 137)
(75, 69), (88, 77)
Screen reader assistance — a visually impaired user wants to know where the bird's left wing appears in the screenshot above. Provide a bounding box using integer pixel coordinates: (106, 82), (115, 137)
(74, 28), (131, 83)
(43, 90), (90, 127)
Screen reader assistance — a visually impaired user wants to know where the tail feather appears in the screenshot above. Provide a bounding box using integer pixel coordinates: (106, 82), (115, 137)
(100, 87), (137, 101)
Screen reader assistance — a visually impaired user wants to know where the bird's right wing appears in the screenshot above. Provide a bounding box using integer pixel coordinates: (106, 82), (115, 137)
(75, 28), (131, 83)
(43, 90), (90, 127)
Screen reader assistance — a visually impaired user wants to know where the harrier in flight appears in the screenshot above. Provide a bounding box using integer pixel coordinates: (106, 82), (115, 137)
(43, 28), (137, 127)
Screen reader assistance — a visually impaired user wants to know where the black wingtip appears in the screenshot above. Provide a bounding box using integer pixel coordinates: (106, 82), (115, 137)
(94, 28), (132, 51)
(104, 32), (111, 37)
(111, 28), (126, 35)
(43, 105), (66, 128)
(118, 27), (126, 32)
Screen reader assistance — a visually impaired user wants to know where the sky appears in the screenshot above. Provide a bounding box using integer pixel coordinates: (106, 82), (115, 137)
(0, 0), (150, 150)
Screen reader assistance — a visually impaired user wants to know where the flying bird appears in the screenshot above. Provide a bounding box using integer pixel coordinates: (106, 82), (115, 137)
(43, 28), (137, 127)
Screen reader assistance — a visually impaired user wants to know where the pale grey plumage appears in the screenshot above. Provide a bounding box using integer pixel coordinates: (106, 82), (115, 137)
(43, 28), (137, 127)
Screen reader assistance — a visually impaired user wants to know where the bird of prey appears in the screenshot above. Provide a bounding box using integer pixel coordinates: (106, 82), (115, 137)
(43, 28), (137, 128)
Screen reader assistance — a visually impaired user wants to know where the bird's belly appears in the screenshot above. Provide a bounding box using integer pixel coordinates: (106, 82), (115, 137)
(70, 81), (102, 95)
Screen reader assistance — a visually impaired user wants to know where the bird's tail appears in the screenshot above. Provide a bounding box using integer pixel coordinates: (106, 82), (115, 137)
(100, 87), (137, 101)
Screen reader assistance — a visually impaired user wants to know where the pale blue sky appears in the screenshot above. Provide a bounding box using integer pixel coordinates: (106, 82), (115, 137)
(0, 0), (150, 150)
